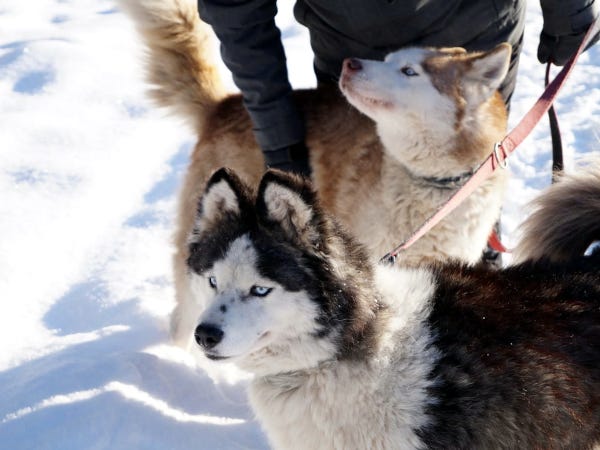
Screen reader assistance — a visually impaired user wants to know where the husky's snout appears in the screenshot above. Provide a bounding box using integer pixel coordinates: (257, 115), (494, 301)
(195, 323), (224, 350)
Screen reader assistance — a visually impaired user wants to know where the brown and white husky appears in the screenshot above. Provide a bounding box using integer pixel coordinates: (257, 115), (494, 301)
(120, 0), (510, 347)
(190, 163), (600, 450)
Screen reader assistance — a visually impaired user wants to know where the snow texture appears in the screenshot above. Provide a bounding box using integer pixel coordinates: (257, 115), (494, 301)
(0, 1), (598, 449)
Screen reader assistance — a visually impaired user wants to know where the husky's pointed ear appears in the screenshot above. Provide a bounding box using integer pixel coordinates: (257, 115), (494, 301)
(256, 170), (322, 246)
(463, 43), (511, 104)
(439, 46), (467, 56)
(190, 168), (251, 241)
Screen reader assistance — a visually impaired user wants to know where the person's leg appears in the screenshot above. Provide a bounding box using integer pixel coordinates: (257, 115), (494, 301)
(498, 30), (524, 111)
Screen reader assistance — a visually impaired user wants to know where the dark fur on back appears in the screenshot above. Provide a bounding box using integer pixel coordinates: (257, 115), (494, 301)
(419, 256), (600, 449)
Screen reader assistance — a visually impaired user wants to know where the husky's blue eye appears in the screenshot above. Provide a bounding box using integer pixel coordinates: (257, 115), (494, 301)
(250, 285), (272, 297)
(208, 276), (217, 289)
(401, 66), (418, 77)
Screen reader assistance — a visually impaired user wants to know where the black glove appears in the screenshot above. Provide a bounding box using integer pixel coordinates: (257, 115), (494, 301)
(263, 142), (311, 178)
(538, 0), (599, 65)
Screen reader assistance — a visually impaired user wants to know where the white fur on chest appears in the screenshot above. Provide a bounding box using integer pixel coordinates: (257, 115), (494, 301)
(350, 156), (506, 265)
(249, 267), (438, 450)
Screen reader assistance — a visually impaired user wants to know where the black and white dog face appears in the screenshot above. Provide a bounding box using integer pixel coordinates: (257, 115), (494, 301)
(186, 169), (375, 375)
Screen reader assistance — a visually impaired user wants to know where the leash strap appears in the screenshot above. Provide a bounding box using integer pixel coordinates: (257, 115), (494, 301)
(380, 17), (600, 266)
(546, 63), (564, 183)
(487, 62), (565, 253)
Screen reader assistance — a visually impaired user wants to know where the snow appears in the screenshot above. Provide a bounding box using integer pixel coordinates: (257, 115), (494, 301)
(0, 1), (598, 448)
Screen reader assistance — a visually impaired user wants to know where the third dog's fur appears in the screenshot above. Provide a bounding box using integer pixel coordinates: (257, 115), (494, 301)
(120, 0), (510, 347)
(190, 164), (600, 450)
(513, 163), (600, 263)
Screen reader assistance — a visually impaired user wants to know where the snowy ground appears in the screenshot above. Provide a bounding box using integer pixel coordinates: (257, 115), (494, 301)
(1, 1), (598, 448)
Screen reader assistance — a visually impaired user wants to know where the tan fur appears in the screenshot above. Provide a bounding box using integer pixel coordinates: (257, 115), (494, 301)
(119, 0), (509, 346)
(422, 44), (510, 136)
(514, 160), (600, 263)
(118, 0), (225, 132)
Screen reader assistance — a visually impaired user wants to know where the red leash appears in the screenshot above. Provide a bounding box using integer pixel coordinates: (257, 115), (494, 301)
(380, 18), (600, 265)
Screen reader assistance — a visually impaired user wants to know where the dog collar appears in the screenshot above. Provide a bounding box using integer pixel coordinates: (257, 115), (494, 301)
(417, 170), (474, 190)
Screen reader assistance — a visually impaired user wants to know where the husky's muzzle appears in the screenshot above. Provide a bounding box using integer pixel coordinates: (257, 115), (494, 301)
(195, 323), (227, 359)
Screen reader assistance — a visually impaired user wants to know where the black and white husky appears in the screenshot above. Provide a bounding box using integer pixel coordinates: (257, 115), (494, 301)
(188, 166), (600, 450)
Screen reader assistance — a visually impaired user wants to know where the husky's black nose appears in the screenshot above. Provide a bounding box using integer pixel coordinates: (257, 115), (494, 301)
(345, 58), (362, 72)
(195, 323), (224, 349)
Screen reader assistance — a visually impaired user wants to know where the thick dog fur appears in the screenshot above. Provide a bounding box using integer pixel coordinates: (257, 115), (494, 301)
(513, 161), (600, 263)
(119, 0), (511, 347)
(190, 166), (600, 450)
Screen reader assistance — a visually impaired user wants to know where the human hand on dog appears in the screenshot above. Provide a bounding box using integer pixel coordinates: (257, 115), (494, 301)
(538, 0), (599, 65)
(263, 141), (311, 178)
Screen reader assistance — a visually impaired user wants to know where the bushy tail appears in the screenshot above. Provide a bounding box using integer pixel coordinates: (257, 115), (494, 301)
(119, 0), (225, 132)
(514, 160), (600, 263)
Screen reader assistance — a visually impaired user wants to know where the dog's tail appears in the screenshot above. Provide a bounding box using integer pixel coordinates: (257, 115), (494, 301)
(119, 0), (225, 132)
(513, 159), (600, 263)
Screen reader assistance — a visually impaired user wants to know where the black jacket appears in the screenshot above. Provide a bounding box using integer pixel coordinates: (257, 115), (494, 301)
(197, 0), (592, 153)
